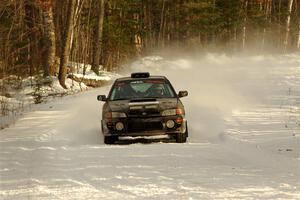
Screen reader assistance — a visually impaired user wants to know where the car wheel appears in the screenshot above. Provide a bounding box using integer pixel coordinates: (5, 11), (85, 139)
(104, 136), (117, 144)
(176, 123), (188, 143)
(185, 122), (188, 137)
(176, 133), (187, 143)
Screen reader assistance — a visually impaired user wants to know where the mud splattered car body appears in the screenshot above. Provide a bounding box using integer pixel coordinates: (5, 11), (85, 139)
(97, 72), (188, 144)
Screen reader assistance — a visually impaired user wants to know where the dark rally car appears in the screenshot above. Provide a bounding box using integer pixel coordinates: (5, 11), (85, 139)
(97, 72), (188, 144)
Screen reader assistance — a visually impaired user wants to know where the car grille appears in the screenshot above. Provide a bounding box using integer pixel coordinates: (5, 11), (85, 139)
(127, 121), (163, 132)
(129, 109), (160, 116)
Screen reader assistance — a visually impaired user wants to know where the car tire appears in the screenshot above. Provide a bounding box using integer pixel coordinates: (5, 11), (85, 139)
(176, 123), (188, 143)
(185, 122), (189, 137)
(176, 133), (187, 143)
(104, 136), (117, 144)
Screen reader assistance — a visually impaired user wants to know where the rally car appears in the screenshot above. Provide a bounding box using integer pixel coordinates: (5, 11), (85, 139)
(97, 72), (188, 144)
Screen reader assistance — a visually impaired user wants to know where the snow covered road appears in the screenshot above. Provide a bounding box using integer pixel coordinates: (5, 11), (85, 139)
(1, 54), (300, 199)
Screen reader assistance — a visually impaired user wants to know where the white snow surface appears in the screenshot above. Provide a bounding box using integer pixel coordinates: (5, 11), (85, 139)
(1, 54), (300, 199)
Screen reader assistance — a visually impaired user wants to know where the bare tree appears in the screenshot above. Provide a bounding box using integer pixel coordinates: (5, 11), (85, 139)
(24, 0), (38, 76)
(284, 0), (294, 52)
(91, 0), (105, 75)
(261, 0), (272, 50)
(158, 0), (167, 47)
(298, 21), (300, 49)
(58, 0), (75, 88)
(242, 0), (248, 50)
(39, 0), (56, 77)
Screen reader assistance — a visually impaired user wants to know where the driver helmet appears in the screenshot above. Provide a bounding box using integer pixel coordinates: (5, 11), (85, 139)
(152, 84), (164, 96)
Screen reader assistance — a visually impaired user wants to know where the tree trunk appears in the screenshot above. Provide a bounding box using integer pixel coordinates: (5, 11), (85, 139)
(145, 0), (154, 49)
(158, 0), (166, 47)
(284, 0), (294, 52)
(39, 0), (56, 77)
(242, 0), (248, 50)
(297, 21), (300, 49)
(142, 0), (149, 50)
(134, 13), (142, 56)
(91, 0), (105, 75)
(297, 20), (300, 49)
(261, 0), (272, 50)
(58, 0), (75, 88)
(24, 0), (40, 76)
(69, 0), (84, 61)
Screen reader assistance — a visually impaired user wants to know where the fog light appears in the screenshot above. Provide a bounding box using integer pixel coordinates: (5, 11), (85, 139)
(115, 122), (124, 131)
(166, 120), (175, 128)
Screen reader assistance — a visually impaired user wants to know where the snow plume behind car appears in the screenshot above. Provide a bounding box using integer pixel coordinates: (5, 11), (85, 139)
(126, 53), (300, 143)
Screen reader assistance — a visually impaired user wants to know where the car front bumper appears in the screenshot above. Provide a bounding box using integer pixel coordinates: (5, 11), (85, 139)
(101, 116), (187, 137)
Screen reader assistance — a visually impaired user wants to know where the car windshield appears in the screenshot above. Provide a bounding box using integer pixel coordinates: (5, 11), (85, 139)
(109, 79), (176, 100)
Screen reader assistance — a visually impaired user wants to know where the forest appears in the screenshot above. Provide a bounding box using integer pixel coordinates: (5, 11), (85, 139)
(0, 0), (299, 87)
(1, 1), (300, 198)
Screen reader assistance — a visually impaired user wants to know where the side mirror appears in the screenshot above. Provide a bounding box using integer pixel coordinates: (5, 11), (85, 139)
(97, 95), (107, 101)
(178, 91), (188, 98)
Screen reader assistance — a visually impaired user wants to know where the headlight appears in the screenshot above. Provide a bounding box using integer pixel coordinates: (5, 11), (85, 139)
(111, 112), (126, 118)
(105, 112), (126, 119)
(161, 109), (176, 116)
(161, 108), (183, 116)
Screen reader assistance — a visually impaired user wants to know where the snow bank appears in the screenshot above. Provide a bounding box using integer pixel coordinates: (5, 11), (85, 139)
(0, 64), (118, 128)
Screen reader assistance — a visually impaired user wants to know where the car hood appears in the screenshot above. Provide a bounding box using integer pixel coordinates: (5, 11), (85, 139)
(107, 98), (178, 113)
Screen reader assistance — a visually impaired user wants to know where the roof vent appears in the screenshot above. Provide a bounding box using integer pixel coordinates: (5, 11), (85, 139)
(131, 72), (150, 78)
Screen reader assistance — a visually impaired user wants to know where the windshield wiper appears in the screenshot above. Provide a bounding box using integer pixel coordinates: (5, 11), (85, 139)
(112, 98), (129, 101)
(130, 98), (157, 102)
